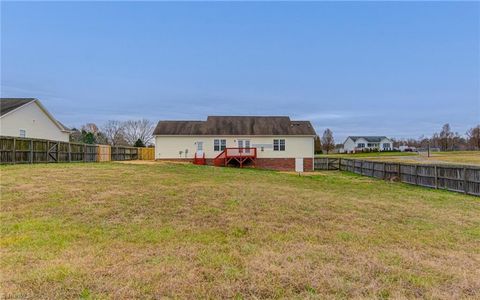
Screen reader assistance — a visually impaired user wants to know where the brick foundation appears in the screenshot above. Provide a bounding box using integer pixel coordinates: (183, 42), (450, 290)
(256, 158), (313, 172)
(303, 158), (313, 172)
(156, 157), (314, 172)
(255, 158), (295, 171)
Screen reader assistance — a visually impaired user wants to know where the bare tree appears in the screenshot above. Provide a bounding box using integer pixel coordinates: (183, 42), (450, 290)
(102, 120), (127, 146)
(122, 119), (155, 146)
(467, 125), (480, 150)
(69, 128), (83, 143)
(321, 129), (335, 154)
(439, 123), (454, 151)
(82, 123), (100, 134)
(81, 123), (108, 144)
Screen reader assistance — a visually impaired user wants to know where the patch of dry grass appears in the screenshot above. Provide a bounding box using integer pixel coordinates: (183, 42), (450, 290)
(362, 151), (480, 166)
(1, 162), (479, 299)
(320, 151), (480, 166)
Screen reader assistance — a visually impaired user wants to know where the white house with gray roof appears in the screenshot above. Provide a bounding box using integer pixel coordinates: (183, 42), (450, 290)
(153, 116), (316, 171)
(0, 98), (71, 142)
(342, 136), (393, 153)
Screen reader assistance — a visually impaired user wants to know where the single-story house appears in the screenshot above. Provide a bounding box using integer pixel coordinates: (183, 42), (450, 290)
(0, 98), (71, 142)
(342, 136), (393, 153)
(153, 116), (316, 171)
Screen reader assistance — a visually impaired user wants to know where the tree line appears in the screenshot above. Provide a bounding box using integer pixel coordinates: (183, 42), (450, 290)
(392, 123), (480, 151)
(70, 119), (155, 147)
(314, 123), (480, 154)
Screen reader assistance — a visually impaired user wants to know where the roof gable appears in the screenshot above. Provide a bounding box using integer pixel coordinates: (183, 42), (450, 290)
(0, 98), (35, 116)
(0, 98), (71, 132)
(154, 116), (316, 136)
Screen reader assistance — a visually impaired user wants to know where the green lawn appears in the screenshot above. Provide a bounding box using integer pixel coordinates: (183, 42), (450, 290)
(1, 162), (479, 299)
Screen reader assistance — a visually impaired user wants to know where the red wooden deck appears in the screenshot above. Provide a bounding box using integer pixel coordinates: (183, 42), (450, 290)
(193, 152), (206, 165)
(213, 148), (257, 168)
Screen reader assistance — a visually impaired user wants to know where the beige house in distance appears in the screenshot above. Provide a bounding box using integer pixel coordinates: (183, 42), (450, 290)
(153, 116), (316, 172)
(0, 98), (71, 142)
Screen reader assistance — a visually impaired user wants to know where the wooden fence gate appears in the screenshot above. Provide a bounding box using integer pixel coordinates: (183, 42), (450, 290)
(314, 157), (339, 170)
(47, 141), (59, 162)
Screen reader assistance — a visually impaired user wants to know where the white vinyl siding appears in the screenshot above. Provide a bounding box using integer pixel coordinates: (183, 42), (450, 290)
(155, 136), (313, 160)
(0, 101), (69, 142)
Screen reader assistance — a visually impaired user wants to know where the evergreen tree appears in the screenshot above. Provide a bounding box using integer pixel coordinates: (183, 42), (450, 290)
(83, 132), (96, 144)
(134, 139), (145, 147)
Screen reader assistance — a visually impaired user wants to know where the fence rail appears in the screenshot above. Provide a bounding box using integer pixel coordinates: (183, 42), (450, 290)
(314, 157), (480, 196)
(0, 136), (154, 164)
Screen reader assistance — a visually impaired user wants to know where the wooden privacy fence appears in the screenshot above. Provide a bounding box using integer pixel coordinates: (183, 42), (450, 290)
(0, 136), (154, 164)
(138, 147), (155, 160)
(97, 144), (111, 162)
(314, 158), (480, 197)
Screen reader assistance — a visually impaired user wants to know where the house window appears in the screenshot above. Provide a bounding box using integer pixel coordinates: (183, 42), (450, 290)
(273, 139), (285, 151)
(19, 129), (26, 138)
(214, 139), (226, 151)
(383, 143), (390, 149)
(357, 143), (365, 148)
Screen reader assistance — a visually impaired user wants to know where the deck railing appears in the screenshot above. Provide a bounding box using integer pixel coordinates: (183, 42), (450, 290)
(224, 148), (257, 158)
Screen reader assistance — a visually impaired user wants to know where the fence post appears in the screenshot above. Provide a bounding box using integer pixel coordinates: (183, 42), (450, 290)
(415, 165), (418, 185)
(326, 158), (329, 170)
(338, 158), (341, 170)
(397, 163), (401, 180)
(360, 160), (363, 175)
(434, 165), (438, 189)
(68, 143), (71, 162)
(30, 140), (33, 163)
(12, 138), (16, 164)
(383, 162), (386, 180)
(463, 167), (467, 194)
(84, 144), (87, 162)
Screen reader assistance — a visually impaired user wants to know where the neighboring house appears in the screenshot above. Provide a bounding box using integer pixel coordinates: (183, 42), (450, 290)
(153, 116), (316, 171)
(0, 98), (71, 142)
(342, 136), (393, 153)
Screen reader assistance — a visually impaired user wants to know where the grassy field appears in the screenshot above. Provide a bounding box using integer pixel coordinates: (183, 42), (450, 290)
(316, 152), (418, 158)
(1, 162), (479, 299)
(362, 151), (480, 166)
(318, 151), (480, 165)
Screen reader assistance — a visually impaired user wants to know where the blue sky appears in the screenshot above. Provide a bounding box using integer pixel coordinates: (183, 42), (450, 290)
(1, 2), (479, 141)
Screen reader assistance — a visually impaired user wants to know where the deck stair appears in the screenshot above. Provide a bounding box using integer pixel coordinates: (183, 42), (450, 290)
(213, 148), (257, 168)
(193, 153), (206, 165)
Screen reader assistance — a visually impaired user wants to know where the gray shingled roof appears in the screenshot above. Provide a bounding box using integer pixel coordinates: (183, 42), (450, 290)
(154, 116), (316, 136)
(348, 136), (390, 142)
(0, 98), (71, 131)
(0, 98), (35, 116)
